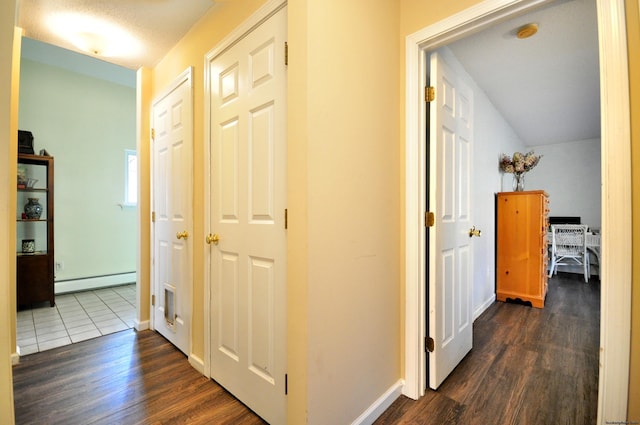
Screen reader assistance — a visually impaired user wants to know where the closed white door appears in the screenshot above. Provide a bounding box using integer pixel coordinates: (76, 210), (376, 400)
(428, 51), (474, 389)
(207, 6), (287, 425)
(151, 68), (193, 355)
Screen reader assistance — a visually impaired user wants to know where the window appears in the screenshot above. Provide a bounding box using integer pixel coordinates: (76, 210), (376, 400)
(124, 149), (137, 206)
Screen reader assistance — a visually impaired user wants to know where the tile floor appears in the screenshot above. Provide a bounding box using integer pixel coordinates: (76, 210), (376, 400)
(16, 284), (136, 356)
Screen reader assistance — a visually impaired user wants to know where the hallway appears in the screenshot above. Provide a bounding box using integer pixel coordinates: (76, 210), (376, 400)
(376, 273), (600, 424)
(12, 274), (600, 424)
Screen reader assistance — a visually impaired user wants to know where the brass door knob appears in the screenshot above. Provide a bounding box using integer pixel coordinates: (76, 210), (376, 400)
(176, 231), (189, 240)
(469, 226), (481, 237)
(206, 233), (220, 245)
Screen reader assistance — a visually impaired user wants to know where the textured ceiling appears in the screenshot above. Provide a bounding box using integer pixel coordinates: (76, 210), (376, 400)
(17, 0), (215, 70)
(447, 0), (600, 146)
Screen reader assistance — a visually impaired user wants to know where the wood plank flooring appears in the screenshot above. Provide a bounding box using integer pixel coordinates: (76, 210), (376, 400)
(375, 273), (600, 425)
(13, 329), (266, 425)
(13, 273), (598, 424)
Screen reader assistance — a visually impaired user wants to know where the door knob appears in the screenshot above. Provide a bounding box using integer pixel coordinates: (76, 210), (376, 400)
(176, 231), (189, 240)
(469, 226), (481, 237)
(206, 233), (220, 245)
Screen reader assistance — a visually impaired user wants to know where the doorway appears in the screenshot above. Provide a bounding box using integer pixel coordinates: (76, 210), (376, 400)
(15, 38), (139, 356)
(404, 0), (631, 420)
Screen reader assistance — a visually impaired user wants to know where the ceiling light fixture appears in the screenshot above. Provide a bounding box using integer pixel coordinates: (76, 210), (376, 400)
(48, 13), (141, 58)
(516, 23), (539, 39)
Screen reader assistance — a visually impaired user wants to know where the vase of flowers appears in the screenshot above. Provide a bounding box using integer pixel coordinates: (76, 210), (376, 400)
(499, 151), (542, 192)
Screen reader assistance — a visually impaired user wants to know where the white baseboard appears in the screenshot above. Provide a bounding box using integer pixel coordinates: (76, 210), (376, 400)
(55, 272), (136, 294)
(189, 353), (205, 375)
(474, 294), (496, 321)
(351, 379), (404, 425)
(134, 319), (150, 331)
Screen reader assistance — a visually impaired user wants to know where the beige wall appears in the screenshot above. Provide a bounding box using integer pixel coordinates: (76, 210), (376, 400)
(136, 66), (152, 329)
(1, 1), (19, 421)
(288, 1), (401, 423)
(626, 0), (640, 419)
(287, 1), (309, 420)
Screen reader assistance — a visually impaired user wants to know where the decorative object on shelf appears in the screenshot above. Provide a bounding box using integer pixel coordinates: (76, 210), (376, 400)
(26, 178), (38, 188)
(499, 151), (542, 192)
(21, 239), (35, 253)
(17, 165), (27, 188)
(24, 197), (43, 219)
(18, 130), (35, 154)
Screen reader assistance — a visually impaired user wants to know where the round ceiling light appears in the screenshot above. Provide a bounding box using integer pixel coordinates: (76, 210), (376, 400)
(48, 13), (141, 58)
(516, 23), (539, 39)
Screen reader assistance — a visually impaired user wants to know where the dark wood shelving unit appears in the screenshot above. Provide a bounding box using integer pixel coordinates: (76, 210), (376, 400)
(17, 153), (54, 308)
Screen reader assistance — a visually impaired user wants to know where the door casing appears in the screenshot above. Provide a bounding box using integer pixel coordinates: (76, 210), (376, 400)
(404, 0), (631, 421)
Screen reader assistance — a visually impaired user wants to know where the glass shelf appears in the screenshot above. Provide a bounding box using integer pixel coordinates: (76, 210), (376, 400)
(17, 251), (48, 257)
(17, 187), (48, 192)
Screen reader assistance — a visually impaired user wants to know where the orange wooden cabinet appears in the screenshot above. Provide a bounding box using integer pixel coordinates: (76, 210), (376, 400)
(496, 190), (549, 308)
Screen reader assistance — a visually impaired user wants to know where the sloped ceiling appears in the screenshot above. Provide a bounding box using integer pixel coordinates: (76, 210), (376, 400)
(447, 0), (600, 146)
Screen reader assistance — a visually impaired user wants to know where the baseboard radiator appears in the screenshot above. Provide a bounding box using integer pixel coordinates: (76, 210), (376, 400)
(55, 272), (136, 294)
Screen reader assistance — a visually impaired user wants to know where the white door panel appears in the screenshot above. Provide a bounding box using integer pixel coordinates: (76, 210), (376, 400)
(151, 68), (193, 355)
(428, 51), (474, 389)
(208, 6), (287, 425)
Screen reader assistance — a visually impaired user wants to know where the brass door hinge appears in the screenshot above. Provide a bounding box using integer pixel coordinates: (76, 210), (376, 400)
(152, 211), (156, 223)
(425, 211), (435, 227)
(152, 294), (155, 306)
(284, 208), (288, 229)
(426, 336), (435, 353)
(425, 86), (435, 102)
(284, 42), (288, 66)
(151, 128), (155, 140)
(285, 373), (288, 395)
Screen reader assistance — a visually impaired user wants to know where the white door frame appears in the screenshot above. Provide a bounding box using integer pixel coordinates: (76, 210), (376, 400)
(203, 0), (287, 379)
(403, 0), (631, 421)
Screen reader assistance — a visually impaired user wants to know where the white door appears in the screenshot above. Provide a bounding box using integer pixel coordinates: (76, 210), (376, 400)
(427, 51), (473, 389)
(151, 68), (193, 355)
(207, 6), (287, 425)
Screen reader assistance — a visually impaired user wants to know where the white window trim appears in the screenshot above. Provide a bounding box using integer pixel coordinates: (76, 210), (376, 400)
(124, 148), (138, 207)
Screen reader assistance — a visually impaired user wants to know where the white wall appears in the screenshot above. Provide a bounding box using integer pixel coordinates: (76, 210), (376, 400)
(526, 138), (601, 230)
(18, 42), (137, 292)
(437, 47), (526, 318)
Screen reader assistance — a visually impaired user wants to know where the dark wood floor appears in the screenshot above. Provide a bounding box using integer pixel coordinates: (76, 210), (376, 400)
(376, 273), (600, 425)
(13, 329), (266, 425)
(13, 273), (598, 425)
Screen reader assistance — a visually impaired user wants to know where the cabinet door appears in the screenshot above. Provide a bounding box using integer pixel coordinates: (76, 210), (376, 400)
(17, 255), (50, 305)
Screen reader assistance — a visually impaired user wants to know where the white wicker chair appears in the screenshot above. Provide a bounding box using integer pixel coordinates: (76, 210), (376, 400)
(548, 224), (590, 282)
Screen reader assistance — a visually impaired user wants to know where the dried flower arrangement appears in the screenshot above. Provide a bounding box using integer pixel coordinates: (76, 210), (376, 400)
(499, 151), (542, 175)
